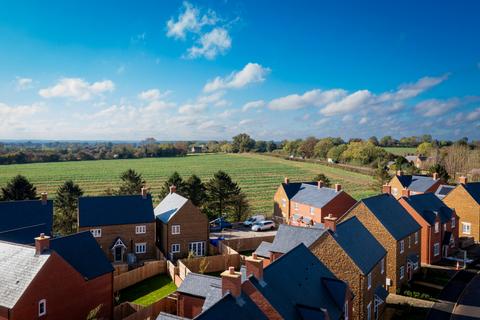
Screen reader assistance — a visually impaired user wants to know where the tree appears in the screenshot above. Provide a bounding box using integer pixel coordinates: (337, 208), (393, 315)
(374, 165), (390, 191)
(312, 174), (331, 187)
(429, 164), (450, 182)
(368, 136), (379, 146)
(314, 139), (335, 159)
(205, 171), (241, 219)
(159, 171), (187, 199)
(254, 140), (267, 153)
(185, 175), (206, 206)
(298, 137), (318, 158)
(1, 175), (38, 201)
(54, 180), (84, 235)
(327, 144), (348, 162)
(230, 192), (251, 222)
(118, 169), (145, 195)
(266, 141), (277, 152)
(282, 139), (302, 156)
(417, 142), (433, 156)
(232, 133), (255, 153)
(380, 135), (395, 147)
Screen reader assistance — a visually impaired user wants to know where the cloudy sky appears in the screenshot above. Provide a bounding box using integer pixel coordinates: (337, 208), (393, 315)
(1, 0), (479, 141)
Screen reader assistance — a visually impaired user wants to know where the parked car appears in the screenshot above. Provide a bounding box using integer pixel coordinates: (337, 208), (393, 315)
(209, 218), (233, 232)
(243, 215), (265, 227)
(251, 220), (275, 232)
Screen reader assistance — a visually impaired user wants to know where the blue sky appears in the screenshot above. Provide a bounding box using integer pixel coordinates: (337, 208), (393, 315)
(0, 0), (479, 141)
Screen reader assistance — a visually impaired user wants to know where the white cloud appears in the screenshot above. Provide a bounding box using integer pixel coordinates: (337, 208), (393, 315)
(315, 118), (328, 126)
(359, 117), (368, 124)
(138, 89), (171, 101)
(166, 2), (217, 40)
(415, 98), (460, 117)
(39, 78), (115, 101)
(197, 91), (225, 104)
(239, 119), (254, 126)
(187, 28), (231, 60)
(269, 89), (347, 111)
(178, 103), (207, 114)
(466, 107), (480, 121)
(0, 102), (43, 126)
(320, 90), (372, 116)
(242, 100), (265, 112)
(378, 74), (449, 102)
(15, 77), (33, 91)
(204, 63), (270, 92)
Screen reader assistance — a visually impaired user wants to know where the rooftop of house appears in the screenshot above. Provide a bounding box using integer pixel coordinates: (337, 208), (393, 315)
(254, 241), (273, 258)
(435, 184), (455, 200)
(463, 182), (480, 204)
(154, 192), (189, 224)
(195, 292), (267, 320)
(282, 182), (345, 208)
(156, 313), (188, 320)
(332, 216), (387, 275)
(403, 193), (454, 225)
(177, 273), (221, 298)
(78, 194), (154, 227)
(395, 174), (439, 193)
(361, 193), (421, 240)
(269, 224), (327, 254)
(0, 199), (53, 245)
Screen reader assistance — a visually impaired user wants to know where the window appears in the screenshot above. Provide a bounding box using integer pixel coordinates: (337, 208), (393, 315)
(367, 301), (371, 320)
(443, 223), (447, 231)
(451, 217), (456, 228)
(172, 225), (181, 235)
(414, 232), (418, 244)
(462, 222), (471, 235)
(435, 222), (439, 233)
(408, 235), (411, 248)
(135, 243), (146, 254)
(344, 300), (349, 320)
(38, 299), (46, 316)
(90, 228), (101, 238)
(400, 240), (404, 253)
(381, 258), (385, 274)
(281, 198), (286, 208)
(135, 225), (146, 234)
(450, 235), (455, 247)
(188, 241), (205, 256)
(400, 266), (405, 279)
(392, 188), (398, 196)
(367, 272), (372, 289)
(434, 243), (440, 256)
(171, 243), (180, 253)
(294, 202), (299, 210)
(310, 207), (315, 215)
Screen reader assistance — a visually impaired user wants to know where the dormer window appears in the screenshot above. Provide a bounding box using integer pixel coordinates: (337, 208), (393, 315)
(38, 299), (46, 316)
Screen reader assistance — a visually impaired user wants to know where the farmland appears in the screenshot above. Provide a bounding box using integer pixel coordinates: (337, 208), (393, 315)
(0, 153), (377, 215)
(384, 147), (417, 156)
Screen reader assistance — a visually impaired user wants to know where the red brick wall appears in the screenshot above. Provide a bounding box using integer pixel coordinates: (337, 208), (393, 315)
(273, 186), (289, 223)
(177, 294), (205, 318)
(444, 185), (480, 241)
(10, 252), (112, 320)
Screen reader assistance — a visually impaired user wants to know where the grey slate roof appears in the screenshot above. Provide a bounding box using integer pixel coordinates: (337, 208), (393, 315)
(396, 174), (438, 193)
(403, 193), (454, 225)
(464, 182), (480, 204)
(201, 283), (223, 312)
(290, 183), (344, 208)
(177, 273), (221, 298)
(0, 241), (49, 309)
(254, 241), (272, 258)
(195, 293), (267, 320)
(333, 216), (387, 274)
(155, 193), (189, 223)
(0, 200), (53, 244)
(435, 185), (455, 200)
(157, 313), (188, 320)
(362, 194), (421, 240)
(269, 224), (327, 253)
(78, 194), (154, 227)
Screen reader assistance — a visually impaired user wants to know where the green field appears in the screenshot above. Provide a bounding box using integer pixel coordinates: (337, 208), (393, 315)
(384, 147), (417, 156)
(0, 153), (377, 215)
(119, 274), (176, 306)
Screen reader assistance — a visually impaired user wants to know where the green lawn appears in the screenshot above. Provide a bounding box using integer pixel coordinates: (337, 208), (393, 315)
(0, 153), (377, 215)
(118, 274), (176, 306)
(383, 147), (417, 156)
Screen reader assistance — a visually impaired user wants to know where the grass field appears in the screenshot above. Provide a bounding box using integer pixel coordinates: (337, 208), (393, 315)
(384, 147), (417, 156)
(118, 274), (176, 306)
(0, 153), (377, 215)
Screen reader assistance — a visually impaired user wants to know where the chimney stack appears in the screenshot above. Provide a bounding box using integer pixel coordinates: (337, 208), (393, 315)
(433, 172), (439, 180)
(401, 188), (411, 198)
(317, 181), (324, 189)
(245, 253), (264, 280)
(284, 177), (289, 185)
(397, 170), (403, 176)
(41, 192), (48, 205)
(35, 233), (50, 255)
(323, 214), (337, 232)
(169, 185), (177, 194)
(459, 176), (467, 185)
(335, 184), (342, 192)
(221, 266), (242, 298)
(141, 187), (148, 199)
(382, 184), (392, 194)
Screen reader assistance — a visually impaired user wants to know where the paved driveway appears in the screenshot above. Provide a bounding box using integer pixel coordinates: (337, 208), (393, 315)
(210, 223), (277, 240)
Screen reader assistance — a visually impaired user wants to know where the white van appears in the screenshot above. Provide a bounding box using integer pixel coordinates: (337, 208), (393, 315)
(243, 215), (265, 227)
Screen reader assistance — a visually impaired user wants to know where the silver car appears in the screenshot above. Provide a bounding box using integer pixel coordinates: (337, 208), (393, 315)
(251, 220), (275, 231)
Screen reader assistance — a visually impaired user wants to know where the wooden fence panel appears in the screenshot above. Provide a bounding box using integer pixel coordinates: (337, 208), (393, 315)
(114, 260), (167, 292)
(115, 295), (178, 320)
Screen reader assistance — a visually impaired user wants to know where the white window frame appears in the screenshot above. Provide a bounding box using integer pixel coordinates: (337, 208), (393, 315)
(171, 243), (180, 253)
(188, 241), (206, 257)
(462, 222), (471, 235)
(310, 206), (315, 215)
(90, 228), (101, 238)
(294, 202), (299, 210)
(281, 198), (286, 208)
(367, 272), (372, 290)
(400, 240), (404, 253)
(434, 243), (440, 256)
(381, 258), (385, 274)
(135, 225), (146, 234)
(408, 235), (411, 248)
(172, 225), (181, 235)
(451, 217), (456, 228)
(38, 299), (46, 316)
(135, 242), (146, 254)
(400, 266), (405, 279)
(344, 300), (349, 320)
(414, 232), (418, 244)
(367, 301), (371, 320)
(392, 188), (398, 197)
(435, 222), (440, 233)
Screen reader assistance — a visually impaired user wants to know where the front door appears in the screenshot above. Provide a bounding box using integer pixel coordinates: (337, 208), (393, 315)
(114, 246), (123, 262)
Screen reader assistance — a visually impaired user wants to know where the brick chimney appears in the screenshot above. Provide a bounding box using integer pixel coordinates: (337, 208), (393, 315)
(317, 181), (324, 189)
(35, 233), (50, 255)
(335, 184), (342, 192)
(41, 192), (48, 205)
(432, 172), (439, 180)
(221, 266), (242, 298)
(245, 253), (263, 280)
(323, 214), (337, 232)
(401, 188), (411, 198)
(169, 185), (177, 194)
(382, 184), (392, 194)
(459, 176), (467, 185)
(284, 177), (289, 184)
(397, 170), (403, 176)
(141, 187), (148, 199)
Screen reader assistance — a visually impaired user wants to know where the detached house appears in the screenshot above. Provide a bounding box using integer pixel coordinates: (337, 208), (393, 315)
(273, 178), (357, 225)
(0, 194), (53, 245)
(342, 194), (421, 293)
(78, 189), (156, 263)
(387, 171), (442, 199)
(155, 186), (209, 260)
(443, 177), (480, 242)
(399, 193), (459, 265)
(0, 231), (113, 320)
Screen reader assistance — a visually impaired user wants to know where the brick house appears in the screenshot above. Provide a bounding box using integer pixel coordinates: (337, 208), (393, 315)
(342, 194), (421, 293)
(78, 189), (156, 263)
(155, 186), (209, 260)
(273, 178), (357, 225)
(0, 193), (53, 245)
(443, 177), (480, 242)
(176, 273), (221, 318)
(398, 192), (459, 265)
(0, 231), (113, 320)
(194, 244), (353, 320)
(387, 171), (442, 199)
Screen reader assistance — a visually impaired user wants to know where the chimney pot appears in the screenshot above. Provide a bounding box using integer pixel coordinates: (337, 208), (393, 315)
(433, 172), (439, 180)
(317, 181), (324, 189)
(229, 266), (235, 274)
(335, 184), (341, 192)
(169, 185), (177, 194)
(35, 233), (50, 255)
(41, 192), (48, 205)
(459, 176), (467, 185)
(397, 170), (403, 176)
(284, 177), (289, 185)
(141, 187), (148, 198)
(252, 253), (258, 260)
(382, 184), (392, 195)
